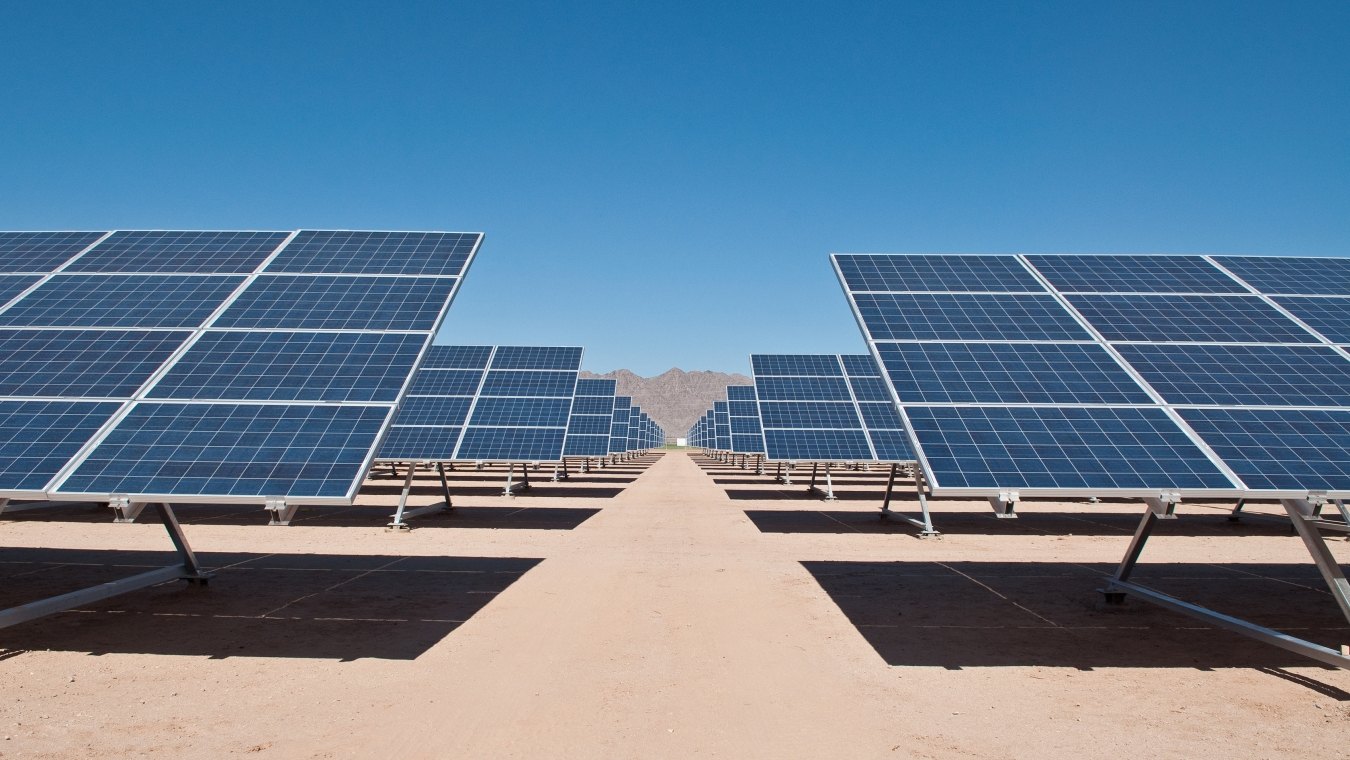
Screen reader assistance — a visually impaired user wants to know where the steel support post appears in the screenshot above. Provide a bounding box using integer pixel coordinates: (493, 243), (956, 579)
(1228, 498), (1246, 522)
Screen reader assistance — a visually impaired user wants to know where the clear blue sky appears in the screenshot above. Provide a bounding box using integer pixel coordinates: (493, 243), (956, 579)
(3, 2), (1347, 375)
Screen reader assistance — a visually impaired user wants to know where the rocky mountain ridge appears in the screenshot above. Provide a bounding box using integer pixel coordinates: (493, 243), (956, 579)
(579, 368), (752, 440)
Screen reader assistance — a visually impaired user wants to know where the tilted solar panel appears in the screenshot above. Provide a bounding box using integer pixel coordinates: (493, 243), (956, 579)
(564, 377), (616, 457)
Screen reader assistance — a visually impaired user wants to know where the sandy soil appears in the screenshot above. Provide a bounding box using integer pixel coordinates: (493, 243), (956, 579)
(1, 450), (1348, 758)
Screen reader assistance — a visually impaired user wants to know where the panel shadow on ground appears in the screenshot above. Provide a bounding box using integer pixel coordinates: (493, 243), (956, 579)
(802, 560), (1350, 669)
(0, 549), (542, 660)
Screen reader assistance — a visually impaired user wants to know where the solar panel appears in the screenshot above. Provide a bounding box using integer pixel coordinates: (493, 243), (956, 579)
(267, 231), (478, 276)
(713, 401), (732, 451)
(609, 396), (632, 454)
(752, 353), (912, 462)
(837, 252), (1350, 497)
(835, 253), (1045, 293)
(378, 345), (580, 463)
(850, 293), (1093, 341)
(0, 276), (42, 308)
(0, 229), (481, 502)
(725, 384), (763, 454)
(564, 378), (615, 457)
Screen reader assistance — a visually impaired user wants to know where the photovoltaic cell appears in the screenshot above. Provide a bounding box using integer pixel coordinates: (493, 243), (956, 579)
(835, 254), (1044, 293)
(420, 345), (493, 369)
(407, 369), (484, 396)
(147, 331), (425, 403)
(571, 395), (615, 415)
(1179, 408), (1350, 492)
(906, 406), (1234, 491)
(1217, 256), (1350, 296)
(760, 402), (862, 429)
(755, 376), (853, 401)
(1270, 297), (1350, 343)
(1115, 344), (1350, 407)
(392, 396), (473, 426)
(58, 403), (391, 499)
(0, 329), (191, 398)
(763, 429), (872, 461)
(468, 397), (572, 427)
(68, 231), (289, 274)
(1025, 254), (1246, 294)
(0, 276), (43, 308)
(875, 342), (1152, 404)
(267, 231), (480, 276)
(751, 355), (845, 377)
(215, 275), (456, 331)
(852, 293), (1092, 341)
(456, 427), (567, 461)
(490, 346), (585, 370)
(480, 370), (577, 398)
(378, 426), (462, 461)
(0, 274), (244, 328)
(1066, 294), (1317, 344)
(0, 231), (105, 272)
(0, 400), (121, 492)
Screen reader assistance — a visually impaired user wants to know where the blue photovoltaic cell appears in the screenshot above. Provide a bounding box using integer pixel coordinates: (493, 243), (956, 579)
(834, 254), (1044, 293)
(751, 355), (843, 376)
(268, 231), (479, 276)
(0, 232), (105, 272)
(1116, 344), (1350, 407)
(0, 329), (191, 398)
(760, 402), (862, 429)
(763, 429), (873, 461)
(567, 415), (613, 435)
(0, 276), (43, 308)
(844, 375), (893, 402)
(1179, 408), (1350, 492)
(392, 396), (473, 426)
(1217, 256), (1350, 296)
(0, 400), (121, 491)
(858, 402), (905, 430)
(728, 400), (758, 416)
(407, 369), (484, 396)
(214, 275), (456, 331)
(490, 346), (584, 370)
(1065, 294), (1316, 344)
(906, 406), (1233, 491)
(57, 403), (390, 498)
(840, 354), (883, 377)
(379, 426), (462, 460)
(564, 434), (611, 456)
(68, 231), (289, 274)
(732, 434), (765, 452)
(852, 293), (1091, 341)
(147, 331), (424, 403)
(479, 370), (577, 398)
(1025, 254), (1245, 294)
(571, 395), (614, 415)
(1271, 297), (1350, 343)
(456, 427), (567, 460)
(727, 385), (757, 400)
(755, 376), (853, 401)
(0, 274), (243, 328)
(730, 417), (761, 434)
(867, 429), (914, 462)
(420, 345), (493, 369)
(467, 397), (572, 427)
(575, 378), (616, 396)
(875, 342), (1152, 404)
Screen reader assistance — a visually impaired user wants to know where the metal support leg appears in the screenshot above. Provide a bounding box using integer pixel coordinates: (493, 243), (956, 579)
(1228, 498), (1246, 522)
(503, 465), (515, 497)
(814, 463), (836, 501)
(438, 463), (453, 510)
(808, 462), (818, 493)
(1283, 499), (1350, 625)
(387, 466), (419, 530)
(880, 465), (938, 537)
(0, 497), (8, 515)
(988, 491), (1019, 519)
(109, 497), (147, 523)
(265, 497), (299, 526)
(880, 464), (898, 516)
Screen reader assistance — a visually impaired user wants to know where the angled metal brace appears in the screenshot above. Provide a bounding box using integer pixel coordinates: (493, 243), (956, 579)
(109, 496), (147, 524)
(265, 497), (299, 526)
(988, 491), (1019, 519)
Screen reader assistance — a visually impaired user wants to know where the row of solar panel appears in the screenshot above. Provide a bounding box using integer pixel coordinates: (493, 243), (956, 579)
(0, 230), (481, 504)
(835, 253), (1350, 497)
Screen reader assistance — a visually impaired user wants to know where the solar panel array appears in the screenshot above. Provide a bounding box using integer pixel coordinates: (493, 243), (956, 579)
(712, 400), (732, 451)
(0, 230), (479, 504)
(379, 345), (582, 463)
(750, 354), (913, 463)
(835, 253), (1350, 497)
(609, 395), (632, 454)
(563, 378), (617, 456)
(725, 384), (765, 454)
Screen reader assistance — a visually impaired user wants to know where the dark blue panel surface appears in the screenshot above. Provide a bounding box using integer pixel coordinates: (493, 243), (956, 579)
(858, 402), (905, 430)
(468, 397), (572, 427)
(907, 406), (1233, 490)
(835, 254), (1044, 293)
(421, 345), (493, 369)
(148, 331), (424, 402)
(0, 275), (42, 307)
(763, 429), (873, 461)
(59, 403), (389, 498)
(407, 369), (484, 396)
(69, 231), (288, 274)
(727, 385), (756, 400)
(567, 415), (613, 435)
(0, 274), (243, 328)
(1218, 256), (1350, 296)
(844, 375), (893, 402)
(1026, 255), (1244, 293)
(728, 400), (758, 417)
(731, 433), (765, 453)
(1272, 297), (1350, 343)
(571, 395), (614, 415)
(1117, 344), (1350, 407)
(575, 378), (617, 396)
(840, 354), (883, 377)
(456, 427), (566, 460)
(480, 370), (577, 398)
(759, 402), (863, 429)
(215, 275), (455, 331)
(379, 426), (462, 460)
(0, 400), (121, 491)
(0, 232), (105, 272)
(1179, 408), (1350, 492)
(853, 293), (1091, 341)
(730, 417), (762, 434)
(751, 355), (842, 376)
(755, 376), (853, 401)
(564, 434), (611, 456)
(269, 231), (479, 276)
(876, 342), (1152, 404)
(1067, 294), (1315, 343)
(391, 396), (473, 426)
(867, 429), (914, 461)
(489, 346), (583, 370)
(0, 329), (191, 398)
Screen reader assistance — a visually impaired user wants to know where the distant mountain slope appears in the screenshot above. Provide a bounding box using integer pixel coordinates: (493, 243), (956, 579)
(579, 368), (752, 440)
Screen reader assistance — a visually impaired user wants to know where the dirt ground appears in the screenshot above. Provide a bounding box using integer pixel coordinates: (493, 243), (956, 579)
(2, 450), (1348, 758)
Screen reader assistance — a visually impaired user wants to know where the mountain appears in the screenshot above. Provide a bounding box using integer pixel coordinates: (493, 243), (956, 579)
(579, 368), (752, 440)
